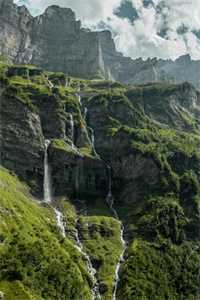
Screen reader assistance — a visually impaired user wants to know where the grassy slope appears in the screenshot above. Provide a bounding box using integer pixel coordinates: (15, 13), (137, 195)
(0, 167), (92, 300)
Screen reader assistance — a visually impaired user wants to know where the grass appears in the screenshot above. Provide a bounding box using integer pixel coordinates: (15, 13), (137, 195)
(0, 167), (92, 300)
(79, 216), (123, 300)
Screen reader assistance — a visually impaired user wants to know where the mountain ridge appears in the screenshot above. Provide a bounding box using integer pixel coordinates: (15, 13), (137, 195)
(1, 0), (200, 89)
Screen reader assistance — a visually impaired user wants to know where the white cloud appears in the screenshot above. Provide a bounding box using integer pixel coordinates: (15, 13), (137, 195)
(14, 0), (200, 60)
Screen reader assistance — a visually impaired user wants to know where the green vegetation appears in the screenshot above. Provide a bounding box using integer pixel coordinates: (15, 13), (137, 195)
(79, 216), (123, 300)
(2, 62), (200, 299)
(51, 139), (75, 154)
(118, 239), (200, 300)
(0, 167), (92, 300)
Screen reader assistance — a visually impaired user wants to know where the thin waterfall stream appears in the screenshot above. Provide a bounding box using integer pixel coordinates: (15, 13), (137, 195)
(82, 93), (127, 299)
(44, 140), (52, 203)
(74, 222), (101, 300)
(106, 165), (127, 300)
(43, 138), (101, 300)
(69, 113), (75, 150)
(43, 140), (66, 237)
(83, 103), (98, 157)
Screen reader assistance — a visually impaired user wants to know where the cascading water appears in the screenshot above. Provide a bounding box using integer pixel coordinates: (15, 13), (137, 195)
(112, 225), (126, 300)
(43, 140), (66, 237)
(84, 107), (88, 120)
(76, 85), (82, 105)
(54, 208), (66, 237)
(90, 128), (98, 157)
(106, 166), (118, 219)
(82, 105), (127, 298)
(26, 69), (30, 82)
(69, 113), (76, 150)
(153, 65), (158, 82)
(83, 107), (97, 155)
(47, 78), (54, 89)
(106, 165), (127, 300)
(44, 140), (52, 203)
(74, 221), (101, 300)
(43, 136), (99, 299)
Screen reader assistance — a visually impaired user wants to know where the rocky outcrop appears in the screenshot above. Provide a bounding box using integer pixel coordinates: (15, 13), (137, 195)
(1, 1), (200, 88)
(0, 0), (105, 79)
(126, 82), (200, 130)
(0, 64), (107, 198)
(0, 82), (44, 194)
(49, 141), (107, 198)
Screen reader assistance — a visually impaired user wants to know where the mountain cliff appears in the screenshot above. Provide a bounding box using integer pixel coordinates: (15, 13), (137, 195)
(1, 58), (200, 299)
(1, 0), (200, 89)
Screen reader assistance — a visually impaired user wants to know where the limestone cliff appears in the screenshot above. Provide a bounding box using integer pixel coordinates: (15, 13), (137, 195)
(1, 0), (200, 89)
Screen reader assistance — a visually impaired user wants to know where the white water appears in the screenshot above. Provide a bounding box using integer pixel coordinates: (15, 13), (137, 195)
(90, 128), (98, 157)
(106, 165), (126, 300)
(65, 78), (69, 88)
(153, 65), (158, 82)
(43, 140), (66, 238)
(78, 94), (81, 105)
(47, 79), (54, 89)
(107, 68), (115, 82)
(75, 222), (101, 300)
(43, 137), (100, 299)
(44, 140), (52, 203)
(26, 69), (30, 82)
(112, 225), (126, 300)
(54, 208), (66, 237)
(84, 107), (88, 120)
(69, 113), (74, 143)
(68, 113), (76, 151)
(76, 85), (82, 105)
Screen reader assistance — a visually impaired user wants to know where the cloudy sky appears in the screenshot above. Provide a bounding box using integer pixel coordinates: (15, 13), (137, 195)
(14, 0), (200, 60)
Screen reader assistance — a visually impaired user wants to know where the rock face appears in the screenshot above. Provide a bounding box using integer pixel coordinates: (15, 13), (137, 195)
(0, 0), (105, 79)
(0, 82), (44, 194)
(1, 60), (200, 299)
(1, 1), (200, 88)
(0, 64), (107, 198)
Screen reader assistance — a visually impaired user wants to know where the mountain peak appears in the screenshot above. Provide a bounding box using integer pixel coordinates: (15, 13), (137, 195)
(44, 5), (76, 19)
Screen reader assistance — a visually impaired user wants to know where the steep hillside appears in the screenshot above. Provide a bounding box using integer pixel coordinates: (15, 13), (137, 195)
(1, 60), (200, 299)
(0, 166), (123, 300)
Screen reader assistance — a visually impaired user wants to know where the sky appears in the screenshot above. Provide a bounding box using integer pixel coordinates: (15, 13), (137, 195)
(13, 0), (200, 61)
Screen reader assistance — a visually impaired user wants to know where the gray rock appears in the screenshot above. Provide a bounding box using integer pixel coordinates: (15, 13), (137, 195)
(1, 1), (200, 88)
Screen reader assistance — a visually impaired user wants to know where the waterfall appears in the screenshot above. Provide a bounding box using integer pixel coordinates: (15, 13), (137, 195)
(107, 68), (115, 82)
(106, 166), (118, 219)
(69, 113), (74, 143)
(90, 128), (98, 157)
(47, 79), (54, 89)
(69, 113), (75, 149)
(112, 225), (126, 300)
(153, 65), (158, 82)
(76, 85), (82, 106)
(75, 221), (101, 300)
(84, 107), (88, 120)
(82, 105), (99, 157)
(54, 208), (66, 237)
(26, 69), (30, 82)
(78, 94), (81, 105)
(43, 140), (66, 238)
(44, 140), (52, 203)
(106, 165), (127, 300)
